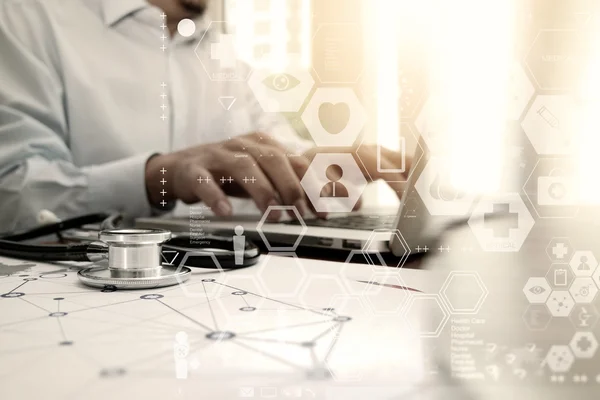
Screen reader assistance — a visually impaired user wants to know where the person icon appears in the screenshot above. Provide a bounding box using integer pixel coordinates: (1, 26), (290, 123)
(319, 164), (349, 198)
(233, 225), (245, 266)
(578, 255), (590, 271)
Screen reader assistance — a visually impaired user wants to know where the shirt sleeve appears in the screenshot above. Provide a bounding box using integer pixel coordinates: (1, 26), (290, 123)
(0, 2), (154, 233)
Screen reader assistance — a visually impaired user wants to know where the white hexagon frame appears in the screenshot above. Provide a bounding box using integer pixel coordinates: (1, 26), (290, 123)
(300, 153), (367, 213)
(402, 294), (450, 338)
(440, 271), (488, 314)
(256, 205), (307, 251)
(175, 251), (225, 298)
(301, 88), (367, 147)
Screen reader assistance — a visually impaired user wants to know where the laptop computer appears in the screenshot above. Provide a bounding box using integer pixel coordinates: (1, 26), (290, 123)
(136, 137), (469, 257)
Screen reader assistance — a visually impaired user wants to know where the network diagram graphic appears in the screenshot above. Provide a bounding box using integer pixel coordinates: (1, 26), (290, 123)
(0, 258), (370, 397)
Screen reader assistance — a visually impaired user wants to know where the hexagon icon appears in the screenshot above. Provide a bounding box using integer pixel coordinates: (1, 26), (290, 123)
(356, 123), (424, 184)
(522, 304), (552, 331)
(545, 345), (575, 373)
(522, 277), (552, 304)
(522, 158), (580, 219)
(175, 252), (225, 298)
(247, 55), (315, 113)
(403, 294), (449, 338)
(546, 263), (574, 289)
(256, 205), (307, 251)
(507, 62), (535, 120)
(440, 271), (488, 314)
(362, 229), (410, 270)
(569, 304), (600, 330)
(570, 251), (598, 277)
(569, 331), (599, 359)
(546, 290), (575, 317)
(569, 277), (598, 304)
(301, 153), (367, 213)
(546, 237), (573, 262)
(468, 193), (535, 252)
(301, 88), (366, 147)
(521, 95), (577, 155)
(414, 157), (477, 216)
(312, 23), (364, 84)
(256, 253), (307, 298)
(194, 21), (251, 82)
(360, 272), (411, 316)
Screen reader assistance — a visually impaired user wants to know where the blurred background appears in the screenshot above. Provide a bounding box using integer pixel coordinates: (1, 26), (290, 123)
(205, 0), (600, 208)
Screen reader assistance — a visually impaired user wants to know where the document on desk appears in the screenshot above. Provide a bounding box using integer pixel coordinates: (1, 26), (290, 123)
(0, 255), (437, 400)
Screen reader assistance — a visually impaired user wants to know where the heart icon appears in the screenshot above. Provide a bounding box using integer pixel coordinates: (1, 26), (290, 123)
(318, 102), (350, 134)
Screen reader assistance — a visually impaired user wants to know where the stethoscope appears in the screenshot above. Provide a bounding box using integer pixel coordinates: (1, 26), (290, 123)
(0, 213), (260, 290)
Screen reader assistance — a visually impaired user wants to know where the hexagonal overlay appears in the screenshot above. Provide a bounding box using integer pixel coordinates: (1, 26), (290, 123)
(570, 251), (598, 277)
(522, 304), (552, 331)
(256, 253), (307, 298)
(546, 263), (574, 290)
(545, 345), (575, 373)
(569, 277), (598, 304)
(175, 252), (225, 298)
(247, 54), (315, 113)
(415, 157), (477, 216)
(403, 294), (449, 338)
(301, 153), (367, 213)
(523, 158), (580, 219)
(523, 277), (552, 304)
(546, 290), (575, 317)
(256, 205), (306, 251)
(546, 237), (574, 262)
(356, 122), (424, 184)
(194, 21), (251, 82)
(468, 193), (535, 252)
(570, 304), (600, 330)
(569, 331), (599, 359)
(301, 88), (367, 147)
(521, 95), (577, 155)
(362, 229), (410, 270)
(440, 271), (488, 314)
(507, 61), (535, 120)
(312, 23), (364, 84)
(525, 29), (584, 91)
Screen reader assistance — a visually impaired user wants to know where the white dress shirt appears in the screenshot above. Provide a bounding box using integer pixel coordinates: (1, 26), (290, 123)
(0, 0), (304, 232)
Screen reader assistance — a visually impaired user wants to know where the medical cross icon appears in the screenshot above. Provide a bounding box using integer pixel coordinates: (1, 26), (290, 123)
(552, 243), (569, 259)
(211, 34), (237, 69)
(483, 203), (519, 238)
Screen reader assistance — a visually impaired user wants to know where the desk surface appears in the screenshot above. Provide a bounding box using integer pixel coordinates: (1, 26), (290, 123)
(0, 254), (434, 400)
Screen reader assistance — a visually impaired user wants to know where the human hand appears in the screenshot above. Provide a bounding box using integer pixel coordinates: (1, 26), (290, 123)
(145, 133), (311, 220)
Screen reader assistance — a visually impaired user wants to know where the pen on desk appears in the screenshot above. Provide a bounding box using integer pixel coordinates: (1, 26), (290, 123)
(356, 280), (422, 293)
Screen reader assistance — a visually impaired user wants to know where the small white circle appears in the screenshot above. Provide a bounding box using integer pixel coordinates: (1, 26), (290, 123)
(177, 19), (196, 38)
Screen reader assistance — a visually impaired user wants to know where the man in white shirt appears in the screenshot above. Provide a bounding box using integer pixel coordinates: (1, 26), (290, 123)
(0, 0), (407, 232)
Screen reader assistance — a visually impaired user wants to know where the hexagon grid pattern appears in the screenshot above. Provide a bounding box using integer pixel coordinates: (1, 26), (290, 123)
(247, 54), (315, 113)
(256, 205), (307, 251)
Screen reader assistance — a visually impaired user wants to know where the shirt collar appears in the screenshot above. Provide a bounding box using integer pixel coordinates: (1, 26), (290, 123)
(102, 0), (149, 26)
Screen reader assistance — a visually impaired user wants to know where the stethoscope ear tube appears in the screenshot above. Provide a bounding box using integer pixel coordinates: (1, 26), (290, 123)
(0, 240), (104, 262)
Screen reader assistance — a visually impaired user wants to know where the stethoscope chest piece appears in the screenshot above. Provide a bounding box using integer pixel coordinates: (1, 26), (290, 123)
(78, 229), (191, 290)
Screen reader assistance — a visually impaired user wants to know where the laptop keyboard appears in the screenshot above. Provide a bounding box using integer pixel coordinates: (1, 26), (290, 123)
(284, 214), (396, 231)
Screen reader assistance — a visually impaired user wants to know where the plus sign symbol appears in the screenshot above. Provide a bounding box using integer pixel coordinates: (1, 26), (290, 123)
(210, 33), (237, 69)
(468, 193), (535, 252)
(545, 238), (573, 262)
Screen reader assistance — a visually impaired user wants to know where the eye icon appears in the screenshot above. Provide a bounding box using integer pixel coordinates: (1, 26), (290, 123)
(529, 286), (546, 295)
(262, 73), (301, 92)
